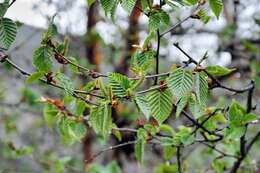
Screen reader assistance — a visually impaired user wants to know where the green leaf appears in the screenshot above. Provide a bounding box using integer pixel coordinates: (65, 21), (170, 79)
(229, 100), (246, 126)
(175, 126), (194, 145)
(183, 0), (198, 6)
(0, 18), (17, 49)
(167, 68), (194, 99)
(176, 94), (190, 118)
(131, 50), (156, 73)
(43, 104), (59, 128)
(197, 8), (211, 24)
(189, 94), (205, 119)
(154, 164), (178, 173)
(108, 72), (131, 97)
(33, 46), (53, 72)
(58, 118), (87, 144)
(87, 0), (96, 7)
(163, 146), (176, 161)
(55, 73), (74, 95)
(206, 65), (235, 76)
(194, 72), (208, 107)
(135, 129), (146, 164)
(149, 10), (170, 31)
(58, 118), (74, 144)
(209, 0), (223, 19)
(242, 113), (258, 125)
(147, 89), (173, 124)
(212, 159), (225, 173)
(110, 0), (119, 21)
(149, 13), (161, 31)
(89, 103), (113, 138)
(69, 122), (87, 141)
(135, 95), (151, 119)
(225, 126), (246, 139)
(100, 0), (116, 15)
(68, 57), (80, 73)
(121, 0), (135, 13)
(159, 124), (175, 137)
(159, 10), (170, 26)
(26, 71), (45, 84)
(0, 0), (9, 17)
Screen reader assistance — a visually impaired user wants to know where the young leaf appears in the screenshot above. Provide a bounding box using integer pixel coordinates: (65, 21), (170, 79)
(163, 146), (176, 161)
(0, 18), (17, 49)
(147, 89), (173, 124)
(149, 13), (161, 32)
(205, 65), (235, 76)
(69, 122), (87, 141)
(229, 100), (246, 126)
(209, 0), (223, 19)
(197, 9), (211, 24)
(108, 72), (131, 97)
(87, 0), (96, 7)
(0, 0), (9, 17)
(242, 113), (258, 125)
(135, 95), (151, 120)
(135, 128), (146, 164)
(194, 72), (208, 108)
(183, 0), (198, 6)
(121, 0), (135, 13)
(55, 73), (74, 95)
(149, 10), (170, 31)
(167, 68), (193, 99)
(89, 103), (113, 138)
(43, 104), (59, 128)
(189, 94), (205, 119)
(33, 46), (53, 72)
(176, 94), (190, 118)
(26, 71), (45, 84)
(100, 0), (115, 15)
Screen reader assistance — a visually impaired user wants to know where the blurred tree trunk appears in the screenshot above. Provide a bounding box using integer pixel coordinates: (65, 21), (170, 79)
(115, 0), (141, 75)
(82, 1), (100, 169)
(110, 1), (142, 170)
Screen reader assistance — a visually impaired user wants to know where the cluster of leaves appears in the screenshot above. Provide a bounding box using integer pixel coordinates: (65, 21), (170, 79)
(1, 0), (259, 173)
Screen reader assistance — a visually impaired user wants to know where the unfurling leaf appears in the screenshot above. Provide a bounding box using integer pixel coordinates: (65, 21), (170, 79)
(205, 65), (235, 77)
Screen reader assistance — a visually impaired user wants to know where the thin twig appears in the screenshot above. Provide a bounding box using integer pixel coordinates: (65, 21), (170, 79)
(155, 30), (161, 85)
(173, 42), (254, 93)
(85, 140), (137, 163)
(201, 142), (238, 158)
(160, 15), (191, 37)
(177, 146), (182, 173)
(1, 57), (101, 105)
